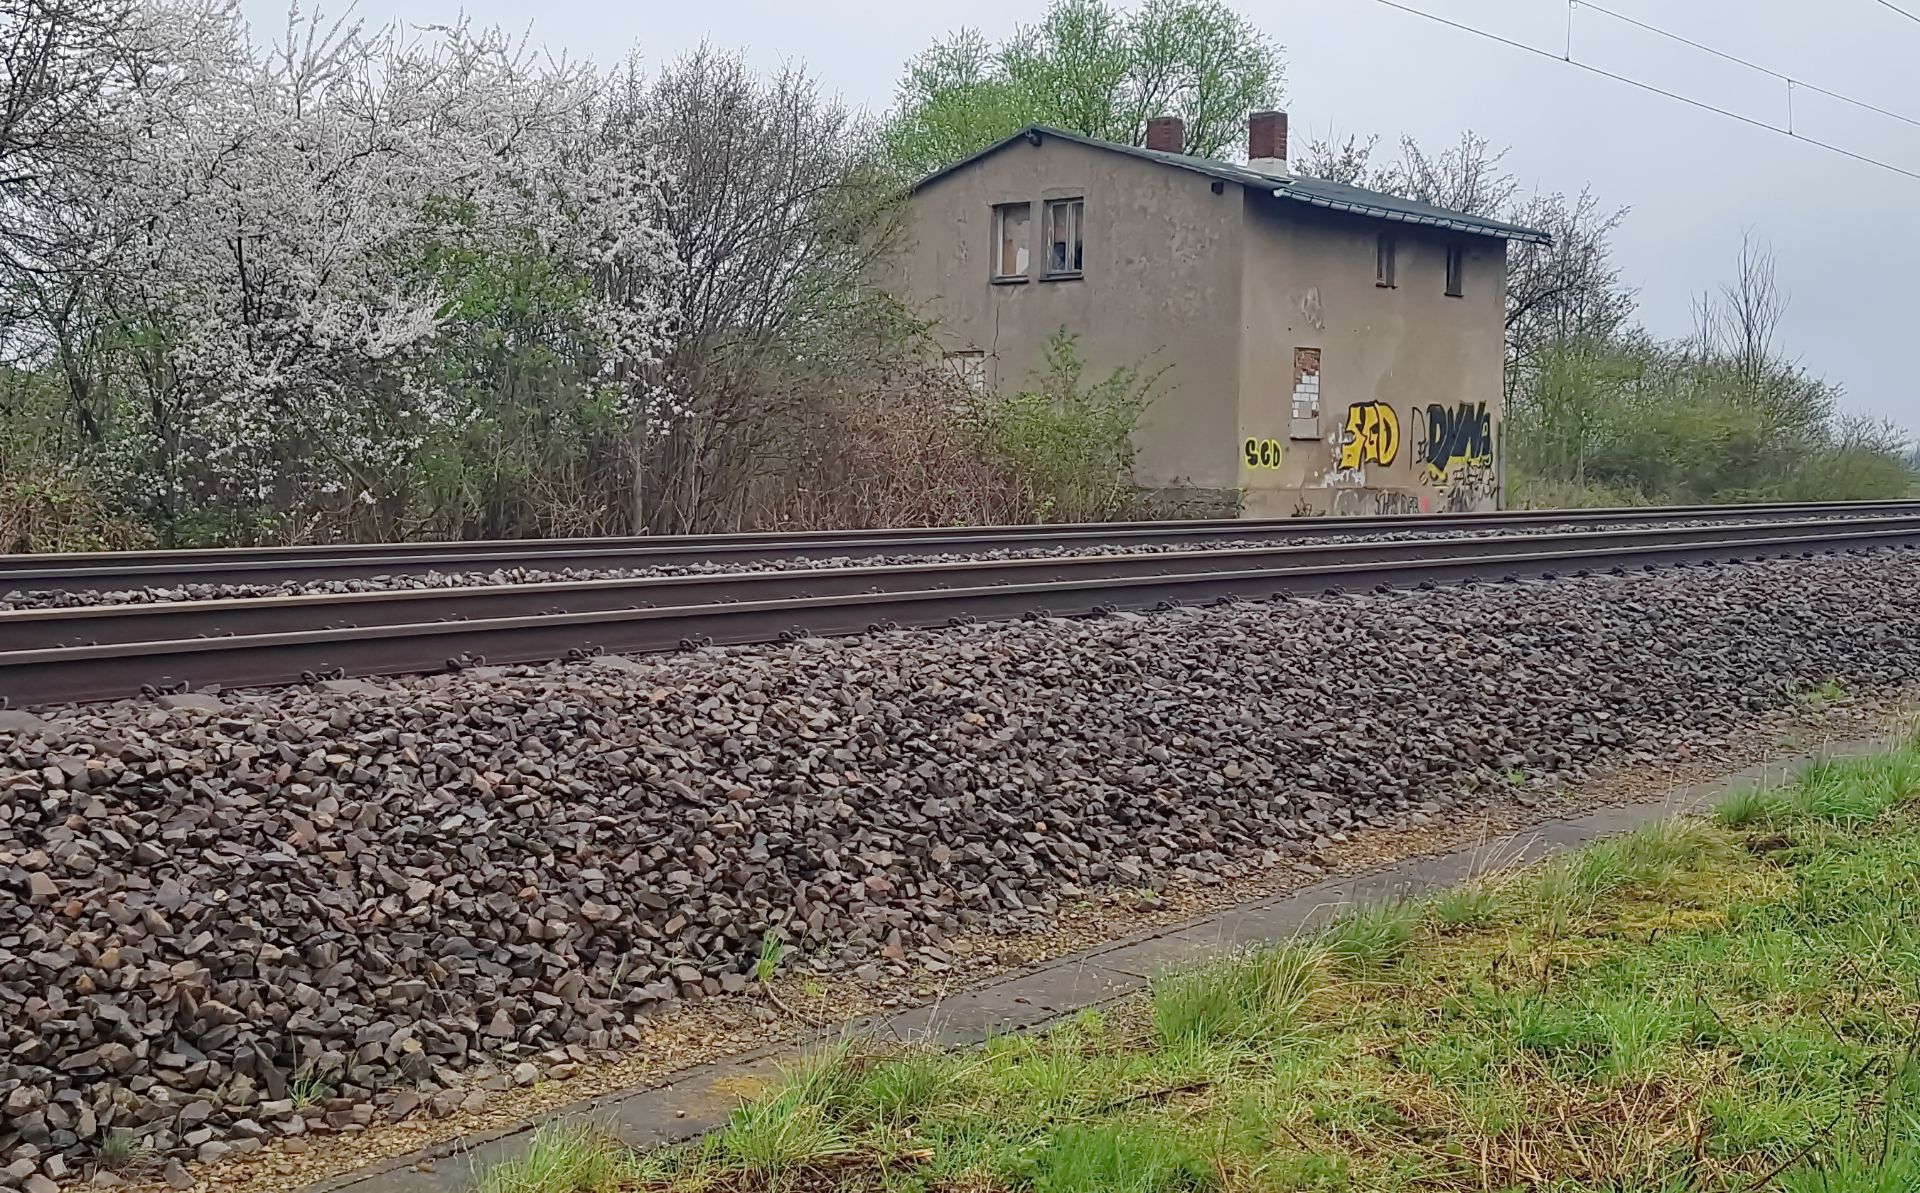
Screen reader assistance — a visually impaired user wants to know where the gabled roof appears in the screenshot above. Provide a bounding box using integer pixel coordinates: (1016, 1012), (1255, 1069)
(910, 125), (1552, 246)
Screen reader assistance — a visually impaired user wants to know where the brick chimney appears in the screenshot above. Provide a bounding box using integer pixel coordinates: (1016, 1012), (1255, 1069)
(1144, 115), (1185, 153)
(1248, 110), (1288, 176)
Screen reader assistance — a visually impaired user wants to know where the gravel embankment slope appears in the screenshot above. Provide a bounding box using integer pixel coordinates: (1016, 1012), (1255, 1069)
(1, 549), (1917, 1185)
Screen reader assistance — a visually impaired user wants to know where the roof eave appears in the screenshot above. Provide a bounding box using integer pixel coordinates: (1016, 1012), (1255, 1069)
(903, 125), (1552, 245)
(906, 127), (1044, 196)
(1270, 187), (1552, 246)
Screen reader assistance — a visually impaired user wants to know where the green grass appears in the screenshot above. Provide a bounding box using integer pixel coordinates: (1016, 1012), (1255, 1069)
(755, 931), (787, 984)
(1429, 881), (1498, 930)
(1151, 943), (1320, 1047)
(289, 1064), (332, 1109)
(477, 738), (1920, 1193)
(473, 1123), (640, 1193)
(1030, 1124), (1215, 1193)
(97, 1128), (154, 1175)
(1321, 901), (1420, 973)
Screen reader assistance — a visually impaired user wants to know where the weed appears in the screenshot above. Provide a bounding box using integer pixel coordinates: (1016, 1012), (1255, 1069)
(1323, 901), (1420, 973)
(1789, 750), (1920, 823)
(755, 932), (786, 985)
(1431, 881), (1500, 929)
(1030, 1123), (1216, 1193)
(289, 1064), (331, 1108)
(1152, 943), (1320, 1048)
(848, 1048), (951, 1125)
(97, 1128), (152, 1174)
(1788, 677), (1851, 712)
(1717, 784), (1787, 827)
(970, 331), (1158, 522)
(474, 1123), (638, 1193)
(714, 1086), (854, 1183)
(1590, 995), (1680, 1079)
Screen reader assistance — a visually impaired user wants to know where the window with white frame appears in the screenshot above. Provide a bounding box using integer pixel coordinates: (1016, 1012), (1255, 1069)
(1044, 198), (1084, 276)
(992, 203), (1030, 280)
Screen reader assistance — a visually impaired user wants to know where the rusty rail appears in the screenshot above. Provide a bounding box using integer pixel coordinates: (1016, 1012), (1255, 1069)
(5, 499), (1919, 593)
(3, 517), (1916, 707)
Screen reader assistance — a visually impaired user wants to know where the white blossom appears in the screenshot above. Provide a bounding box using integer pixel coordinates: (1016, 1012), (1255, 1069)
(57, 2), (680, 510)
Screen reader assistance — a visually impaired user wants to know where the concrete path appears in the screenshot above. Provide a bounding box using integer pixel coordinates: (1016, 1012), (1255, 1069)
(310, 736), (1892, 1193)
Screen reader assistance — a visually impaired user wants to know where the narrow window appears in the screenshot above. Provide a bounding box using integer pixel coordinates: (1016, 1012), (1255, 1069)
(1044, 197), (1084, 276)
(992, 203), (1031, 280)
(1445, 244), (1465, 297)
(1375, 234), (1396, 288)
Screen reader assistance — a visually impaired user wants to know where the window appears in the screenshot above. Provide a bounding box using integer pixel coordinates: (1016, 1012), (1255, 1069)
(1375, 234), (1397, 288)
(945, 350), (988, 394)
(1445, 244), (1465, 297)
(1288, 347), (1321, 440)
(992, 203), (1030, 280)
(1044, 198), (1084, 276)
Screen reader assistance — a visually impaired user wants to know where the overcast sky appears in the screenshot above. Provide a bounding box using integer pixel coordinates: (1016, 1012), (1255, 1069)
(243, 0), (1920, 432)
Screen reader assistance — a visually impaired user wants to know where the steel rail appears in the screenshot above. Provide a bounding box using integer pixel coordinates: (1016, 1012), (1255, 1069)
(8, 515), (1920, 654)
(5, 499), (1920, 593)
(4, 520), (1916, 707)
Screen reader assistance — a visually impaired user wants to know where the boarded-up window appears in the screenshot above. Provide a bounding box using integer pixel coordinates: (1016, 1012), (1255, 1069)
(992, 203), (1030, 279)
(1289, 347), (1321, 440)
(946, 350), (988, 394)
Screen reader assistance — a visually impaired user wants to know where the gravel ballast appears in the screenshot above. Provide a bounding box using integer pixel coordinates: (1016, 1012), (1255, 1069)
(2, 549), (1918, 1185)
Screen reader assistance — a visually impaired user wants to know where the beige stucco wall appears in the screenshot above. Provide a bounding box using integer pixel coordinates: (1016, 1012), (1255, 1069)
(899, 136), (1246, 498)
(895, 137), (1509, 517)
(1236, 197), (1507, 517)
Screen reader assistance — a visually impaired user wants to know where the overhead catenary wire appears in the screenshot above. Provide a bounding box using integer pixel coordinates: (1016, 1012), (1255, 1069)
(1575, 0), (1920, 131)
(1874, 0), (1920, 26)
(1368, 0), (1920, 184)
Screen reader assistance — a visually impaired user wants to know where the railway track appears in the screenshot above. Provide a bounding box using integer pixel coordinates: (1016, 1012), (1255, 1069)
(6, 498), (1920, 593)
(3, 514), (1917, 706)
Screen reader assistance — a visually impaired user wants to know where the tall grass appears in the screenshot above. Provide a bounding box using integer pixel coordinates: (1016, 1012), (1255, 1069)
(1152, 943), (1320, 1047)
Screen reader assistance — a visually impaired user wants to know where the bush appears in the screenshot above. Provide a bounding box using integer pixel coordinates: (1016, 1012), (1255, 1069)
(1507, 336), (1917, 507)
(970, 331), (1157, 522)
(743, 377), (1033, 530)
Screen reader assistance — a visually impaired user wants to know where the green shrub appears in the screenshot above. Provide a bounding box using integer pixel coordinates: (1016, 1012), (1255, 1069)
(970, 331), (1157, 522)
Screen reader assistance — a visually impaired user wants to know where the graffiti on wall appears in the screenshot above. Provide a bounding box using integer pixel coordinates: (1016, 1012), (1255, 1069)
(1437, 462), (1500, 511)
(1330, 488), (1426, 517)
(1337, 402), (1400, 471)
(1409, 401), (1498, 511)
(1246, 393), (1499, 514)
(1415, 401), (1494, 481)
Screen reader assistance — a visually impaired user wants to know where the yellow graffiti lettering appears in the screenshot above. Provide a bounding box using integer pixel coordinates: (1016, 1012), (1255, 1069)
(1243, 437), (1284, 470)
(1338, 402), (1400, 471)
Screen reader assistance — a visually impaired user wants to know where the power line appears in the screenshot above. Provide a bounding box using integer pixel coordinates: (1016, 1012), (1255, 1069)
(1874, 0), (1920, 26)
(1577, 0), (1920, 132)
(1368, 0), (1920, 184)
